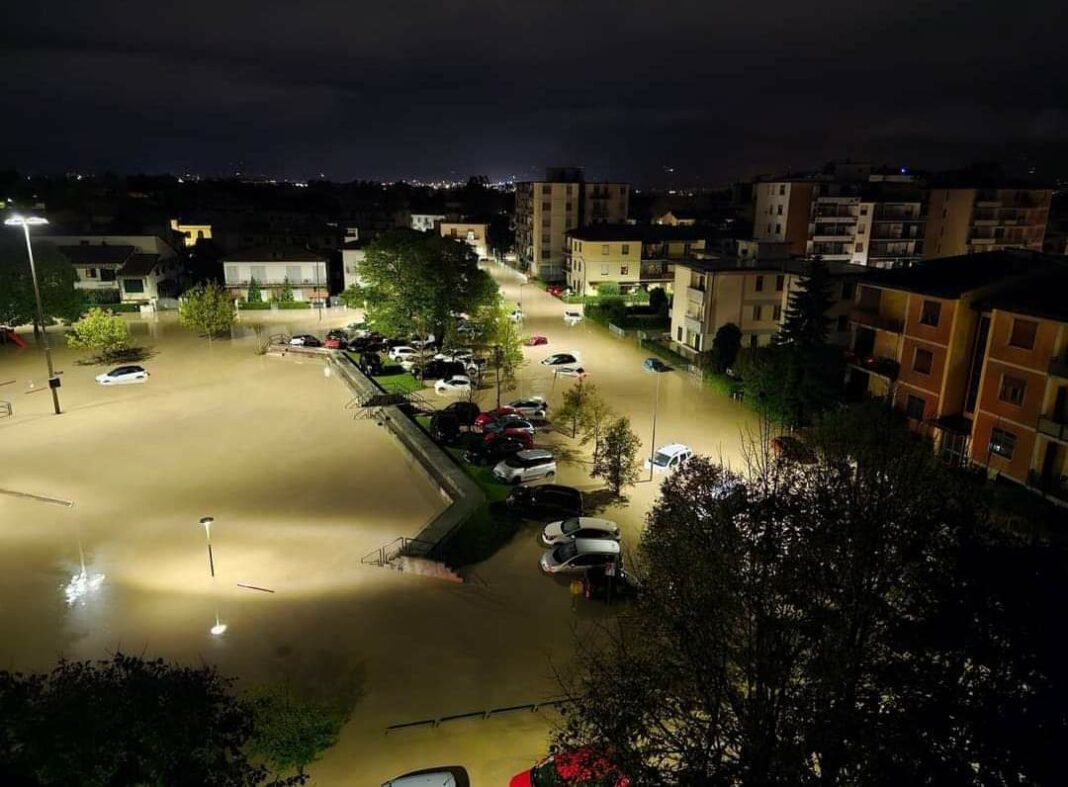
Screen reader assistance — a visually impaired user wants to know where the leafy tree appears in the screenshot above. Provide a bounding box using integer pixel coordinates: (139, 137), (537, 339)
(358, 230), (496, 340)
(0, 237), (84, 328)
(338, 284), (364, 309)
(596, 296), (627, 327)
(743, 343), (844, 428)
(246, 276), (263, 303)
(596, 281), (621, 298)
(577, 385), (614, 454)
(556, 377), (589, 438)
(248, 686), (352, 781)
(777, 257), (834, 347)
(710, 322), (742, 373)
(0, 653), (289, 786)
(591, 416), (641, 497)
(557, 405), (1067, 785)
(487, 213), (515, 260)
(66, 307), (130, 360)
(179, 282), (235, 340)
(648, 286), (669, 315)
(275, 278), (295, 304)
(476, 303), (526, 407)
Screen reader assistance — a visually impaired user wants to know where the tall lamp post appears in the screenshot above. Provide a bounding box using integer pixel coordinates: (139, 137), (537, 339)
(647, 366), (665, 481)
(198, 516), (227, 636)
(5, 215), (61, 415)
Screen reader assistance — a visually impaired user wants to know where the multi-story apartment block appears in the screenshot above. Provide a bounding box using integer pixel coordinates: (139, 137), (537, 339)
(565, 225), (708, 296)
(439, 221), (489, 260)
(515, 167), (629, 282)
(222, 246), (328, 303)
(924, 186), (1052, 258)
(845, 249), (1068, 502)
(670, 240), (863, 356)
(752, 180), (816, 256)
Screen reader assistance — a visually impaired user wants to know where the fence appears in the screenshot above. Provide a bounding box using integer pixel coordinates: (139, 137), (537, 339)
(608, 322), (627, 339)
(385, 697), (569, 734)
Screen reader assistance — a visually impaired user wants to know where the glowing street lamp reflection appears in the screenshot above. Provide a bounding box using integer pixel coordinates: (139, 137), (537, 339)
(210, 619), (228, 636)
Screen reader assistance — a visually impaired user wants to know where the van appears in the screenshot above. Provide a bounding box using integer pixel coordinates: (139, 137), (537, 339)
(493, 449), (556, 485)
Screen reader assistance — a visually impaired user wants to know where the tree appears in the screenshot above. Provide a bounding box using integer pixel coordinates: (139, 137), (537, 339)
(179, 282), (235, 340)
(556, 405), (1067, 785)
(246, 276), (263, 303)
(478, 303), (526, 407)
(777, 257), (834, 347)
(710, 322), (742, 373)
(0, 653), (289, 786)
(275, 278), (295, 304)
(338, 284), (364, 309)
(648, 286), (669, 315)
(556, 377), (590, 438)
(357, 230), (496, 340)
(596, 281), (621, 298)
(248, 686), (352, 782)
(577, 385), (614, 454)
(66, 307), (130, 360)
(0, 237), (84, 328)
(591, 416), (641, 497)
(487, 213), (515, 260)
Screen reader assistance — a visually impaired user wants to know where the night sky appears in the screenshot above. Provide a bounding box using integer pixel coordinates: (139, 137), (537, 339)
(1, 1), (1064, 184)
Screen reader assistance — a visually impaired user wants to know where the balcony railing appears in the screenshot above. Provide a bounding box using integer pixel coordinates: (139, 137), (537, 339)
(846, 352), (900, 380)
(1048, 355), (1068, 378)
(850, 306), (903, 333)
(1038, 416), (1068, 442)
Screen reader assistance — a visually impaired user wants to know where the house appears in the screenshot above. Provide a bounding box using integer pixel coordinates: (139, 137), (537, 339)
(654, 210), (697, 226)
(341, 238), (366, 291)
(410, 214), (447, 232)
(169, 219), (213, 247)
(45, 235), (180, 305)
(565, 224), (710, 297)
(221, 246), (328, 302)
(439, 222), (489, 260)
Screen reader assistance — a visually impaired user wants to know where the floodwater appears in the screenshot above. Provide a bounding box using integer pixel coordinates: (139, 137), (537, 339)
(0, 279), (761, 785)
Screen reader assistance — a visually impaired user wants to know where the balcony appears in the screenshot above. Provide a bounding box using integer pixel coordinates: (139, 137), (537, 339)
(1038, 416), (1068, 442)
(1049, 355), (1068, 378)
(1027, 470), (1068, 503)
(687, 285), (706, 302)
(846, 352), (900, 380)
(684, 316), (703, 334)
(850, 306), (903, 333)
(640, 265), (671, 281)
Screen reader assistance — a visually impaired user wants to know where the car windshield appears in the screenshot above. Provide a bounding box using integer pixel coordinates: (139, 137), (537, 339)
(653, 451), (673, 467)
(560, 518), (581, 535)
(553, 541), (579, 563)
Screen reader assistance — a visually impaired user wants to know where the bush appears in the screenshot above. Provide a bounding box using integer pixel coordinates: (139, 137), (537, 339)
(596, 281), (621, 297)
(109, 303), (142, 313)
(85, 290), (121, 305)
(277, 302), (311, 310)
(239, 301), (272, 310)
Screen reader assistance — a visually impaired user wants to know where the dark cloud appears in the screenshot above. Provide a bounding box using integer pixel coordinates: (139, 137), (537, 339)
(1, 0), (1064, 183)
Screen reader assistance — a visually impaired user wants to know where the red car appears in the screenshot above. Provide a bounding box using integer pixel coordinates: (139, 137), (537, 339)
(510, 748), (629, 787)
(483, 418), (535, 445)
(474, 406), (520, 429)
(546, 285), (565, 298)
(526, 335), (549, 346)
(323, 337), (344, 349)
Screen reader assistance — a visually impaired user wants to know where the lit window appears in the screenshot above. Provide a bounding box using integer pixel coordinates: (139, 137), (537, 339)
(620, 265), (629, 276)
(601, 245), (610, 255)
(989, 428), (1016, 459)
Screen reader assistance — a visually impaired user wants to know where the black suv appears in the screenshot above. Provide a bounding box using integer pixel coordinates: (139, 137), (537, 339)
(505, 484), (583, 518)
(463, 437), (526, 466)
(441, 401), (480, 426)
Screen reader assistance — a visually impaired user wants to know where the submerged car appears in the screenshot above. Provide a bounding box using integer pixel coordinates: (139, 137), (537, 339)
(434, 375), (472, 395)
(541, 352), (579, 366)
(643, 357), (670, 372)
(541, 516), (621, 546)
(506, 484), (583, 519)
(384, 766), (470, 787)
(539, 538), (621, 574)
(508, 396), (548, 417)
(95, 365), (149, 385)
(525, 335), (548, 346)
(563, 310), (583, 325)
(289, 334), (321, 347)
(463, 436), (528, 465)
(493, 449), (556, 484)
(644, 443), (693, 473)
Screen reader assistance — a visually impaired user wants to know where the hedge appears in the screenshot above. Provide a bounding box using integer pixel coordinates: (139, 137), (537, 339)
(276, 302), (312, 310)
(239, 301), (272, 310)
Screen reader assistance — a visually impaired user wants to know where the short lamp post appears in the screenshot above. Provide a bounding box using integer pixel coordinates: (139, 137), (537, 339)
(199, 516), (216, 577)
(4, 215), (61, 415)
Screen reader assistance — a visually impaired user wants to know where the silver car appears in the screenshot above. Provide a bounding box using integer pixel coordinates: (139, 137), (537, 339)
(541, 516), (620, 546)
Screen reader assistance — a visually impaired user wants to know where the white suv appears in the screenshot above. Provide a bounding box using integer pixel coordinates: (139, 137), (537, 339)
(645, 443), (693, 473)
(493, 449), (556, 485)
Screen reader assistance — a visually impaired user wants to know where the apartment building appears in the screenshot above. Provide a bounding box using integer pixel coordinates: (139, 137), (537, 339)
(341, 238), (366, 291)
(924, 186), (1052, 258)
(515, 167), (629, 282)
(754, 176), (925, 267)
(439, 221), (489, 260)
(169, 219), (213, 247)
(845, 250), (1068, 500)
(43, 234), (181, 304)
(222, 246), (328, 302)
(670, 240), (863, 356)
(565, 225), (708, 296)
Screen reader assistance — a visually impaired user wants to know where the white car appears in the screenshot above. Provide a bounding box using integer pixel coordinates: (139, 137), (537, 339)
(410, 334), (436, 349)
(645, 443), (693, 473)
(541, 516), (621, 546)
(540, 537), (621, 574)
(509, 396), (548, 417)
(381, 766), (469, 787)
(509, 308), (524, 322)
(435, 348), (474, 363)
(388, 346), (418, 361)
(95, 365), (149, 385)
(556, 366), (586, 378)
(564, 310), (583, 325)
(493, 449), (556, 484)
(540, 352), (580, 366)
(435, 375), (472, 395)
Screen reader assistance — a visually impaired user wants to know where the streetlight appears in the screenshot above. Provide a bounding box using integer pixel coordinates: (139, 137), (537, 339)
(4, 214), (61, 415)
(198, 516), (216, 577)
(647, 365), (666, 481)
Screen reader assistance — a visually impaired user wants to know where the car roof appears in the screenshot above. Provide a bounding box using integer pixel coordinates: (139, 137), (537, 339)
(516, 449), (553, 460)
(534, 484), (580, 497)
(565, 517), (618, 529)
(656, 443), (691, 456)
(572, 538), (622, 555)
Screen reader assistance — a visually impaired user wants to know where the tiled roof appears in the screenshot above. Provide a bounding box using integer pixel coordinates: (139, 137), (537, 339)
(973, 269), (1068, 324)
(222, 246), (326, 263)
(118, 253), (161, 277)
(57, 245), (135, 265)
(861, 249), (1066, 298)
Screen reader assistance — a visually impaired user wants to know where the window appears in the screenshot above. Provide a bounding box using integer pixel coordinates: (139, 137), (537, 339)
(620, 265), (629, 276)
(752, 305), (763, 320)
(541, 250), (551, 260)
(1008, 318), (1038, 350)
(855, 243), (864, 253)
(565, 202), (573, 211)
(601, 244), (610, 255)
(836, 314), (848, 331)
(541, 234), (551, 245)
(750, 335), (759, 348)
(123, 278), (144, 294)
(601, 264), (609, 276)
(100, 268), (116, 282)
(766, 224), (772, 234)
(541, 185), (551, 195)
(542, 218), (551, 228)
(779, 184), (786, 196)
(905, 394), (925, 420)
(775, 224), (782, 234)
(858, 224), (867, 234)
(841, 281), (856, 299)
(914, 348), (933, 375)
(989, 428), (1016, 459)
(755, 275), (764, 292)
(542, 202), (551, 211)
(84, 267), (97, 279)
(677, 326), (684, 341)
(773, 305), (782, 321)
(999, 374), (1027, 405)
(919, 300), (941, 327)
(775, 275), (785, 292)
(860, 205), (869, 215)
(777, 204), (783, 215)
(621, 244), (630, 256)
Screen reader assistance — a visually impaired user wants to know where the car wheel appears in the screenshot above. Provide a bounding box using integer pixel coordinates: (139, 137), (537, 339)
(545, 471), (555, 479)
